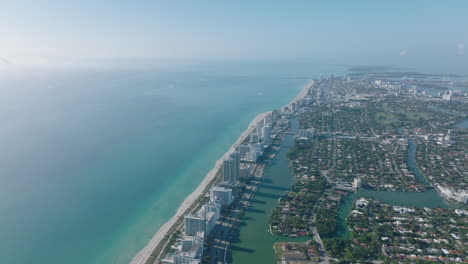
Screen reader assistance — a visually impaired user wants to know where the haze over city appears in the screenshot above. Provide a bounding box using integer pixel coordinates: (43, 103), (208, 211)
(1, 0), (467, 70)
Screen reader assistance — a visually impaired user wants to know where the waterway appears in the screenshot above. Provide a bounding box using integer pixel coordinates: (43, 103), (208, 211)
(232, 117), (461, 258)
(230, 76), (467, 261)
(329, 193), (355, 239)
(359, 139), (457, 209)
(332, 138), (458, 239)
(231, 119), (307, 264)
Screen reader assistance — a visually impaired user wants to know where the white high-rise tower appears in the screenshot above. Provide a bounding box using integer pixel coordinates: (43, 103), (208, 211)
(223, 151), (240, 184)
(262, 125), (271, 145)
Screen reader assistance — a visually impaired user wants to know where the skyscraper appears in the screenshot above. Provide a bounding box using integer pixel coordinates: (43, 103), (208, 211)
(230, 151), (240, 182)
(223, 152), (240, 184)
(203, 201), (221, 219)
(262, 125), (271, 145)
(249, 133), (259, 143)
(223, 158), (234, 183)
(256, 122), (263, 138)
(184, 214), (206, 236)
(272, 109), (280, 121)
(209, 186), (233, 206)
(264, 116), (272, 126)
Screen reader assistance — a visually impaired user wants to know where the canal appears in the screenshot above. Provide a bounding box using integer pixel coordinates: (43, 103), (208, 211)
(231, 116), (465, 261)
(231, 119), (306, 264)
(331, 138), (458, 239)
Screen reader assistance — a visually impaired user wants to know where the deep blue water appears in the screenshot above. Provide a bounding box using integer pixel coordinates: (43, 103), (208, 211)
(0, 62), (344, 264)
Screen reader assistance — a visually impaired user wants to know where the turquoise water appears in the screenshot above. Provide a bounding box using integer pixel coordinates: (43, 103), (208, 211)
(0, 62), (344, 264)
(330, 192), (355, 239)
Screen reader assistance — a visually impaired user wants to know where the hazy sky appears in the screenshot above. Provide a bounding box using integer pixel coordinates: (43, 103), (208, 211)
(1, 0), (467, 66)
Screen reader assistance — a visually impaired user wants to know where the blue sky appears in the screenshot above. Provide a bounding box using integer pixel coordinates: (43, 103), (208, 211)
(1, 0), (467, 66)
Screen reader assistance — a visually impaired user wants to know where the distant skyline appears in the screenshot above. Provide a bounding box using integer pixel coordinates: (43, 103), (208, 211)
(1, 1), (467, 68)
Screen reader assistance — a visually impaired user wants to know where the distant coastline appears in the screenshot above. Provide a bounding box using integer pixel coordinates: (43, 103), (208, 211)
(130, 79), (316, 264)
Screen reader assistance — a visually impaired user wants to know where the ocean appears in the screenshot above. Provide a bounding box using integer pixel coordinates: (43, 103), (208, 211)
(0, 61), (344, 264)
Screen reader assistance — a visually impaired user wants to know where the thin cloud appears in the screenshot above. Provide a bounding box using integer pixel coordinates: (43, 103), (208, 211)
(399, 50), (408, 57)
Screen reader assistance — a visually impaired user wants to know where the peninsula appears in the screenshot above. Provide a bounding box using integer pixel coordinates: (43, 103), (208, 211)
(130, 80), (316, 264)
(133, 70), (467, 264)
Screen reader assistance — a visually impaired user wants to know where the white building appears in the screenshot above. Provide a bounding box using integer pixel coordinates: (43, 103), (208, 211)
(198, 202), (220, 235)
(174, 241), (203, 264)
(264, 116), (273, 126)
(210, 186), (233, 206)
(261, 125), (272, 145)
(245, 149), (259, 162)
(231, 151), (240, 182)
(205, 211), (217, 234)
(298, 128), (315, 139)
(442, 91), (453, 101)
(355, 197), (369, 207)
(353, 177), (362, 189)
(245, 142), (263, 162)
(181, 234), (204, 252)
(437, 185), (468, 204)
(202, 201), (221, 219)
(249, 133), (259, 143)
(271, 109), (280, 121)
(238, 145), (251, 157)
(223, 152), (239, 184)
(256, 122), (263, 138)
(184, 201), (222, 237)
(184, 214), (206, 236)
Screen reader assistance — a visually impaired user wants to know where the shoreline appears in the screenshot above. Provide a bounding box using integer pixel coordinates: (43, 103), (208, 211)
(129, 79), (315, 264)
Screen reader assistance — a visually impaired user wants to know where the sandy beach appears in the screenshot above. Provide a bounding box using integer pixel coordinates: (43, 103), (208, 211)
(282, 79), (315, 111)
(130, 80), (315, 264)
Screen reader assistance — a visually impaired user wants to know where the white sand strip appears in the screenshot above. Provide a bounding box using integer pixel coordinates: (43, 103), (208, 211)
(130, 80), (315, 264)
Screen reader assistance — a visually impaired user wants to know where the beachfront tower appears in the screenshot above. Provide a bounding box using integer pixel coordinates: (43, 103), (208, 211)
(272, 109), (280, 121)
(203, 201), (221, 219)
(184, 214), (207, 236)
(223, 158), (235, 183)
(250, 133), (259, 143)
(209, 186), (233, 206)
(264, 116), (272, 126)
(262, 125), (271, 145)
(231, 151), (240, 182)
(256, 122), (263, 138)
(223, 152), (240, 184)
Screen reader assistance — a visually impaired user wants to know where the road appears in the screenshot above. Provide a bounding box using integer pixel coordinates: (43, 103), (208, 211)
(311, 227), (330, 264)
